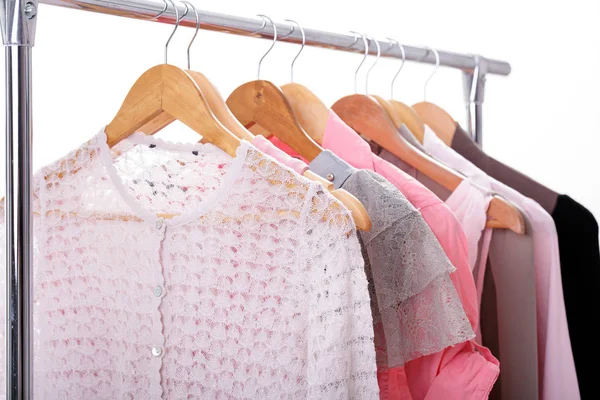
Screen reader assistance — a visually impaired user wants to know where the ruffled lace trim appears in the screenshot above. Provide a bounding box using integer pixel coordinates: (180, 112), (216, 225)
(376, 273), (474, 367)
(344, 170), (473, 368)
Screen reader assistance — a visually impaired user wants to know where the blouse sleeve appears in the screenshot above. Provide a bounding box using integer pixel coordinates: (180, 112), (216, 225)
(343, 170), (474, 369)
(300, 184), (379, 400)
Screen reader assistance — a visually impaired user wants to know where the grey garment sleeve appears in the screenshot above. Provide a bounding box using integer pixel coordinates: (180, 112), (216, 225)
(342, 170), (473, 368)
(308, 150), (356, 189)
(398, 124), (429, 155)
(482, 213), (539, 400)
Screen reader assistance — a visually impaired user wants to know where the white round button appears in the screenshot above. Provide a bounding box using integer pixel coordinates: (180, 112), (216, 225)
(155, 219), (164, 229)
(154, 285), (163, 297)
(326, 173), (335, 182)
(151, 346), (162, 357)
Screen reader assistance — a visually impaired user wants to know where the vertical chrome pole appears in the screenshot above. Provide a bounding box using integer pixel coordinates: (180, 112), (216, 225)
(0, 1), (37, 399)
(463, 55), (487, 146)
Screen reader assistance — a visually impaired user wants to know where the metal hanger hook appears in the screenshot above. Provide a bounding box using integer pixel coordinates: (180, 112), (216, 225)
(469, 55), (481, 104)
(349, 31), (368, 94)
(386, 38), (405, 100)
(164, 0), (188, 64)
(255, 15), (278, 80)
(150, 0), (168, 19)
(181, 1), (200, 70)
(422, 46), (440, 102)
(284, 19), (305, 83)
(365, 36), (381, 95)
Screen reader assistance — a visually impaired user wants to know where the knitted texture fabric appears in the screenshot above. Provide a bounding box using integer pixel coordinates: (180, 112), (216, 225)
(0, 132), (379, 399)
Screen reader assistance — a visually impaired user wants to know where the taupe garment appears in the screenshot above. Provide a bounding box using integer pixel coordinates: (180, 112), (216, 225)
(375, 130), (539, 400)
(451, 124), (558, 214)
(482, 212), (538, 400)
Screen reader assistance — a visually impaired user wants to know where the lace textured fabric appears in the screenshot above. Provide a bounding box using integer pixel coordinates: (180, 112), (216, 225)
(0, 132), (379, 399)
(342, 170), (474, 368)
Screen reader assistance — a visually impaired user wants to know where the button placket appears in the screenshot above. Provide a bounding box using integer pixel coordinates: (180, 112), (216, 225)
(148, 220), (168, 395)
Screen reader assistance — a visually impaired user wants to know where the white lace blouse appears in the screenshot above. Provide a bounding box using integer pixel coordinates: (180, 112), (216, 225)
(0, 131), (379, 399)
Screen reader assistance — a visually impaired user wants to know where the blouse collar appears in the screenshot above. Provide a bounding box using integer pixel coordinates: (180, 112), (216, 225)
(96, 129), (249, 227)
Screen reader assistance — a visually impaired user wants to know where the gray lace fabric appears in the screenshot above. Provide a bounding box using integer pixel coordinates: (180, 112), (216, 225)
(342, 170), (474, 368)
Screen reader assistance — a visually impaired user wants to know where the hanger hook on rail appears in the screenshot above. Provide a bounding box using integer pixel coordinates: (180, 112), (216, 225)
(278, 20), (295, 40)
(386, 38), (406, 100)
(181, 1), (200, 70)
(163, 0), (188, 64)
(469, 54), (481, 104)
(421, 46), (440, 102)
(365, 35), (381, 95)
(284, 19), (305, 83)
(349, 31), (368, 94)
(150, 0), (168, 20)
(254, 15), (278, 80)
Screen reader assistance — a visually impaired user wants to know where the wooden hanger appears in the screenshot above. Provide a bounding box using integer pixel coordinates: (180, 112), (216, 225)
(410, 47), (457, 145)
(41, 62), (242, 221)
(371, 40), (426, 139)
(185, 70), (255, 141)
(226, 16), (323, 162)
(372, 94), (427, 143)
(105, 63), (240, 155)
(387, 98), (427, 141)
(412, 101), (456, 145)
(280, 83), (329, 144)
(277, 20), (330, 144)
(105, 1), (241, 154)
(331, 94), (524, 234)
(227, 80), (323, 162)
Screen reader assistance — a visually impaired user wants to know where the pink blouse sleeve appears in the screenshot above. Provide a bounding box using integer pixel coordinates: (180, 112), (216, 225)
(405, 341), (499, 400)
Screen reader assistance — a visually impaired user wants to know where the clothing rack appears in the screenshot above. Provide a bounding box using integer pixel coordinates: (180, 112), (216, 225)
(0, 0), (511, 397)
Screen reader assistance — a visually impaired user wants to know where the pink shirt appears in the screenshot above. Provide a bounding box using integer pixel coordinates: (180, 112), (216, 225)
(423, 126), (580, 400)
(273, 112), (499, 400)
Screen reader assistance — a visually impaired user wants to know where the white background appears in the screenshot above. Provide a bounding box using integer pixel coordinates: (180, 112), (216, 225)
(2, 0), (599, 220)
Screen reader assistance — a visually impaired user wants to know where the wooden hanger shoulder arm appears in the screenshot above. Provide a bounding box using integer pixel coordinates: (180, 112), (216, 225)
(412, 101), (457, 145)
(186, 70), (254, 141)
(486, 196), (526, 234)
(228, 80), (322, 161)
